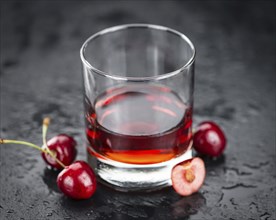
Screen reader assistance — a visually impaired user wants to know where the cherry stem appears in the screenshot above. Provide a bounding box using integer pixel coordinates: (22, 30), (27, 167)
(0, 139), (47, 153)
(0, 138), (66, 169)
(42, 117), (50, 148)
(42, 117), (65, 168)
(0, 118), (66, 169)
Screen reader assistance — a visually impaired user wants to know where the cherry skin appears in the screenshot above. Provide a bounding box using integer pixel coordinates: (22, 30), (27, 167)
(57, 161), (97, 199)
(42, 134), (77, 170)
(193, 121), (226, 157)
(171, 157), (206, 196)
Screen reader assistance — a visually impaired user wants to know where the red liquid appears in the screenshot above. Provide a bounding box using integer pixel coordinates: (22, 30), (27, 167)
(85, 84), (192, 165)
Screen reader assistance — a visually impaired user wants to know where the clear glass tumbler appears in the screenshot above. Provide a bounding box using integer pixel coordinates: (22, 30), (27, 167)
(80, 24), (195, 191)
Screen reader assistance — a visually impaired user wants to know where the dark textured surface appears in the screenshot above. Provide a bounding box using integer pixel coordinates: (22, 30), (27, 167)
(0, 1), (275, 219)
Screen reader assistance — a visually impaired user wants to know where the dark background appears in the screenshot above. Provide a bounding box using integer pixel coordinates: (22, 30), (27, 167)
(0, 1), (275, 219)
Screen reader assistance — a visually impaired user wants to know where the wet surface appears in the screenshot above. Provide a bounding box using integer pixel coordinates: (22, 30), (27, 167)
(0, 1), (275, 219)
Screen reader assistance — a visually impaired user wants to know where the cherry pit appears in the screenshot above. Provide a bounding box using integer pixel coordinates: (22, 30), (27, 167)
(0, 118), (226, 198)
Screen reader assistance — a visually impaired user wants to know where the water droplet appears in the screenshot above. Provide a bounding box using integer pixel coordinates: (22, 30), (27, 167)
(86, 212), (91, 216)
(247, 103), (260, 116)
(243, 161), (269, 169)
(230, 198), (238, 206)
(43, 200), (50, 205)
(47, 212), (53, 217)
(0, 205), (3, 209)
(260, 212), (271, 220)
(240, 116), (248, 123)
(249, 202), (260, 213)
(216, 193), (224, 205)
(16, 175), (24, 179)
(7, 209), (14, 214)
(209, 170), (217, 176)
(224, 167), (252, 176)
(222, 183), (257, 190)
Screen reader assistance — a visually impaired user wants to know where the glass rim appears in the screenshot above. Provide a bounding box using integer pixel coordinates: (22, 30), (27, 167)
(80, 24), (196, 81)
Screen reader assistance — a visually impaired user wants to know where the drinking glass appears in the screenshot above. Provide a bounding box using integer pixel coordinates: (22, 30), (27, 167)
(80, 24), (195, 191)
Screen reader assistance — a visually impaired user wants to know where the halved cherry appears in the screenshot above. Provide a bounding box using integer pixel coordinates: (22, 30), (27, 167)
(171, 157), (206, 196)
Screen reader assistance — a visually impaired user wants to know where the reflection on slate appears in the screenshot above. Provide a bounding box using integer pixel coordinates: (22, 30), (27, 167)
(0, 1), (275, 220)
(42, 168), (60, 194)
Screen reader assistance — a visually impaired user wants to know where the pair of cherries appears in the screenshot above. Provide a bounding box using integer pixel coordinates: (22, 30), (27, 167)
(42, 134), (97, 199)
(1, 118), (97, 200)
(1, 120), (226, 198)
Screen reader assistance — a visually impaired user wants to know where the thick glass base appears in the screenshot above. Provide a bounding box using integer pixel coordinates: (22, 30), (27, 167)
(87, 143), (193, 192)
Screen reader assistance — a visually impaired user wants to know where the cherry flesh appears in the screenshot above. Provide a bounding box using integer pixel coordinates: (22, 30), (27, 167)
(57, 161), (97, 199)
(171, 157), (206, 196)
(42, 134), (77, 170)
(193, 121), (226, 157)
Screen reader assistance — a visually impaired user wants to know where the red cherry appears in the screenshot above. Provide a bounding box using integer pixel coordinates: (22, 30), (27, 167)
(171, 157), (206, 196)
(42, 134), (77, 170)
(57, 161), (97, 199)
(193, 121), (226, 157)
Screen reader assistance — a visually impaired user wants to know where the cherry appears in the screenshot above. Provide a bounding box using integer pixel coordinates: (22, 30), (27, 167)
(171, 157), (206, 196)
(40, 118), (77, 169)
(42, 134), (77, 170)
(57, 161), (97, 199)
(193, 121), (226, 157)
